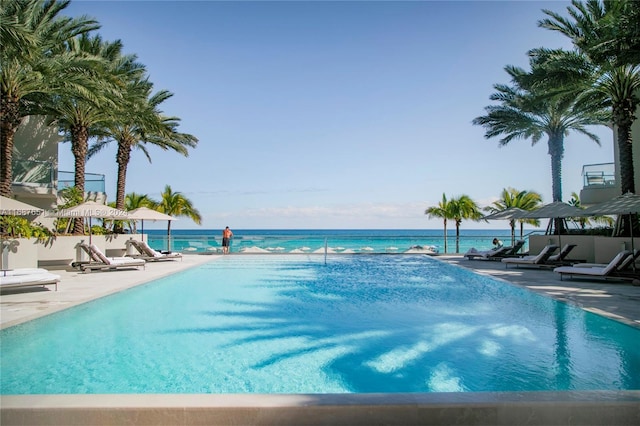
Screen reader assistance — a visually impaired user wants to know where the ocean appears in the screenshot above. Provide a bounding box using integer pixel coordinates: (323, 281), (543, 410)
(144, 229), (534, 254)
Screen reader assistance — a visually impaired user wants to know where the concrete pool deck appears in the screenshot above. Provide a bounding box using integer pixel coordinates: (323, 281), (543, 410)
(1, 254), (639, 425)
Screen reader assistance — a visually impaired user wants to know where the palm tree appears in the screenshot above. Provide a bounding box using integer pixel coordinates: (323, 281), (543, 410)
(567, 191), (614, 229)
(425, 193), (454, 253)
(157, 185), (202, 251)
(107, 192), (158, 233)
(55, 185), (84, 233)
(448, 195), (484, 254)
(46, 34), (144, 234)
(484, 188), (542, 244)
(88, 77), (198, 217)
(123, 192), (158, 233)
(539, 0), (640, 195)
(474, 57), (609, 205)
(564, 0), (638, 67)
(0, 0), (98, 196)
(124, 192), (158, 211)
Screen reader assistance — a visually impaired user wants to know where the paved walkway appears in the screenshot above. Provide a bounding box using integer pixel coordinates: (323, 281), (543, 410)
(441, 255), (640, 328)
(1, 254), (639, 329)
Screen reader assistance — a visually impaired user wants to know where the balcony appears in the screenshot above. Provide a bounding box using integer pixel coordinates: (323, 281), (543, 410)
(58, 171), (106, 193)
(583, 163), (615, 187)
(11, 159), (56, 197)
(579, 162), (619, 206)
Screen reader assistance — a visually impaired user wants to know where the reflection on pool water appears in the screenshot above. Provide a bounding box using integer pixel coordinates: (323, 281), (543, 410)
(1, 255), (639, 394)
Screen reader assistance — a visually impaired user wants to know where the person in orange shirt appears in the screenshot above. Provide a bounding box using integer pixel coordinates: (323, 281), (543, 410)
(222, 226), (233, 254)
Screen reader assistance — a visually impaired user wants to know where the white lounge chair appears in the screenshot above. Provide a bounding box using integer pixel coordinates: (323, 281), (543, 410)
(127, 239), (182, 261)
(553, 250), (633, 281)
(501, 244), (559, 268)
(1, 271), (60, 292)
(464, 245), (510, 260)
(570, 250), (640, 270)
(77, 243), (146, 272)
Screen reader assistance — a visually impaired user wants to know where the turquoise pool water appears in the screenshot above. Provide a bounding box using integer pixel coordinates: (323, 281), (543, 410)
(1, 255), (639, 394)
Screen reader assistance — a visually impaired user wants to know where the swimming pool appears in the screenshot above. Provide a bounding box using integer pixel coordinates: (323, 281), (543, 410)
(1, 255), (639, 394)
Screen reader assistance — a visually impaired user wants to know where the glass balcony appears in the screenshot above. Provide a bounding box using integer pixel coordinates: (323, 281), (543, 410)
(11, 159), (55, 188)
(582, 162), (615, 188)
(58, 171), (106, 193)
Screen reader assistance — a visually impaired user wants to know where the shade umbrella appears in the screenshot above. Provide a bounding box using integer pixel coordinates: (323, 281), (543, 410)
(523, 201), (583, 221)
(127, 207), (177, 250)
(581, 192), (640, 257)
(581, 192), (640, 216)
(483, 207), (529, 246)
(48, 201), (129, 245)
(522, 202), (584, 250)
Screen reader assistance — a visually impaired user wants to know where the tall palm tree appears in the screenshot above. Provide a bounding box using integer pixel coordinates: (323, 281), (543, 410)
(88, 77), (198, 216)
(539, 0), (640, 195)
(425, 193), (454, 254)
(46, 34), (144, 234)
(157, 185), (202, 251)
(0, 0), (98, 196)
(484, 188), (542, 244)
(448, 195), (484, 254)
(473, 54), (609, 232)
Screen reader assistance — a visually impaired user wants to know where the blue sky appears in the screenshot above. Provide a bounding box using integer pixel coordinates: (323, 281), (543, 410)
(60, 1), (613, 230)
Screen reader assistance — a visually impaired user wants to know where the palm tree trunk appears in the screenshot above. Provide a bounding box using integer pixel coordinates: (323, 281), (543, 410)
(614, 102), (635, 195)
(613, 102), (638, 237)
(455, 222), (461, 253)
(549, 133), (565, 234)
(0, 96), (22, 196)
(520, 221), (524, 240)
(510, 219), (516, 247)
(443, 220), (448, 254)
(71, 125), (89, 235)
(166, 220), (172, 252)
(114, 141), (132, 233)
(549, 134), (564, 202)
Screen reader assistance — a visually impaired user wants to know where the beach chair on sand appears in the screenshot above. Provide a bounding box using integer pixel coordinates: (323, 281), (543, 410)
(553, 250), (634, 282)
(127, 239), (182, 261)
(501, 244), (559, 268)
(1, 269), (60, 292)
(75, 243), (146, 272)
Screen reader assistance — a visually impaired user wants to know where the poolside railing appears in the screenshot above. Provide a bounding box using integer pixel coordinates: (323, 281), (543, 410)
(145, 233), (526, 255)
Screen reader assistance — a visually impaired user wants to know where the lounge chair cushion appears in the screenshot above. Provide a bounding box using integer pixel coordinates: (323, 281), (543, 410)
(2, 268), (50, 276)
(87, 244), (146, 267)
(554, 250), (632, 278)
(501, 244), (558, 267)
(0, 272), (60, 291)
(128, 239), (182, 261)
